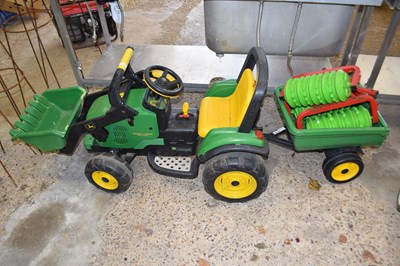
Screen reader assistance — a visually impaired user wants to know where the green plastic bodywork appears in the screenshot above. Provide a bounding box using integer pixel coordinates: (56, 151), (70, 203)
(275, 86), (389, 151)
(83, 88), (164, 150)
(9, 80), (267, 156)
(9, 86), (87, 152)
(205, 79), (237, 97)
(197, 127), (266, 157)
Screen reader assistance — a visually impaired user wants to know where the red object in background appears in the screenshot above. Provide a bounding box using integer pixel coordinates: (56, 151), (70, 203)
(54, 0), (117, 45)
(60, 1), (108, 17)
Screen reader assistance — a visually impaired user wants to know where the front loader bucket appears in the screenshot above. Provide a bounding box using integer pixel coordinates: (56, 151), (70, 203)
(9, 86), (87, 152)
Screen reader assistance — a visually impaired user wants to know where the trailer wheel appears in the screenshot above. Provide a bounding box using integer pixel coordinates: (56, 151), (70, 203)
(322, 153), (364, 183)
(202, 152), (268, 202)
(85, 153), (133, 193)
(397, 189), (400, 212)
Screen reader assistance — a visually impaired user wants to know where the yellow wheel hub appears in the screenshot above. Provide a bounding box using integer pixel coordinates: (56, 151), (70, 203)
(331, 162), (360, 181)
(214, 171), (257, 199)
(92, 171), (119, 190)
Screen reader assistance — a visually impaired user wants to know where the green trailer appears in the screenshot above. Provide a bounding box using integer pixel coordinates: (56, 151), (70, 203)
(274, 86), (389, 152)
(268, 75), (389, 184)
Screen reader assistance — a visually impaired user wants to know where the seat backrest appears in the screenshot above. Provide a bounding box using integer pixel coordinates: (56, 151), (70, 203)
(230, 68), (255, 126)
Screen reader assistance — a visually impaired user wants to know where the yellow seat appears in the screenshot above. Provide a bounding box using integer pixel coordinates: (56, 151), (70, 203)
(198, 69), (255, 138)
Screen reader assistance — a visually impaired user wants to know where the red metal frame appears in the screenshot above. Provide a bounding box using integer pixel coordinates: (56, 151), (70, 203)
(295, 93), (379, 129)
(278, 65), (380, 129)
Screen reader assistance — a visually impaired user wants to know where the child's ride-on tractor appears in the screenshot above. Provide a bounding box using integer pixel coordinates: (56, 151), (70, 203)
(10, 46), (270, 202)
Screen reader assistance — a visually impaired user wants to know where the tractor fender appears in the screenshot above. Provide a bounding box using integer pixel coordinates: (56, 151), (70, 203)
(197, 128), (269, 163)
(197, 144), (269, 163)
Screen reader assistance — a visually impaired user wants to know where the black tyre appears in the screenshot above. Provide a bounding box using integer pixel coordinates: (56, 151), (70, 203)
(85, 153), (133, 193)
(322, 152), (364, 183)
(397, 189), (400, 212)
(202, 152), (268, 202)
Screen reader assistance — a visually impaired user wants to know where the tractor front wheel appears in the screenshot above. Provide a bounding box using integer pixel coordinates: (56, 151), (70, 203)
(85, 153), (133, 193)
(322, 152), (364, 183)
(202, 152), (268, 202)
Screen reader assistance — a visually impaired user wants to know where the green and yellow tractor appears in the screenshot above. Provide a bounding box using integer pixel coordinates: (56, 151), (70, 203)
(10, 46), (270, 202)
(9, 46), (390, 202)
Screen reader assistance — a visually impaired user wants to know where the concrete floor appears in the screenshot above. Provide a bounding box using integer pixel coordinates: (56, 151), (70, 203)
(0, 1), (400, 265)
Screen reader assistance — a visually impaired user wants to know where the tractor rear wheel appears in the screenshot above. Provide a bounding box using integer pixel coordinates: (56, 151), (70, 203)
(202, 152), (268, 202)
(85, 153), (133, 193)
(322, 152), (364, 183)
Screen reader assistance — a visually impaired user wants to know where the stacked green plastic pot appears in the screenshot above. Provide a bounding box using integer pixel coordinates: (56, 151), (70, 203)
(304, 106), (372, 129)
(284, 70), (372, 129)
(284, 70), (351, 107)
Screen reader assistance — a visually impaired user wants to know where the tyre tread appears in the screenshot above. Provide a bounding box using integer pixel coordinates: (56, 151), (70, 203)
(203, 152), (268, 202)
(85, 153), (133, 193)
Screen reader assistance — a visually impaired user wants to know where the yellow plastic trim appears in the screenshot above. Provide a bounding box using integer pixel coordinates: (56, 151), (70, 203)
(214, 171), (257, 199)
(118, 47), (134, 71)
(92, 171), (119, 190)
(182, 102), (189, 116)
(150, 69), (175, 82)
(143, 69), (181, 99)
(331, 162), (360, 181)
(198, 69), (255, 138)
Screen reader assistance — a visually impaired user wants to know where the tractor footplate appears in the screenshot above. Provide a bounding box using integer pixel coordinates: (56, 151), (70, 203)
(147, 153), (199, 179)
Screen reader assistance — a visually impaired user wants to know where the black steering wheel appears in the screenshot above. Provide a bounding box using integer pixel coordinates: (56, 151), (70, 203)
(144, 65), (184, 98)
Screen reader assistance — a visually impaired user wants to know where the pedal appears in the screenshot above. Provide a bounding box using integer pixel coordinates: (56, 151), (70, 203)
(147, 153), (199, 179)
